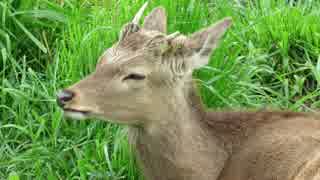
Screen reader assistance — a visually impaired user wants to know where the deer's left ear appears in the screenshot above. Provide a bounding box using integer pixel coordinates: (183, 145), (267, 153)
(187, 17), (232, 69)
(143, 7), (167, 33)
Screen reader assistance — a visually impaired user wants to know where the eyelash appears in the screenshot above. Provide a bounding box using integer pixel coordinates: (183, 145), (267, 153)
(123, 73), (146, 81)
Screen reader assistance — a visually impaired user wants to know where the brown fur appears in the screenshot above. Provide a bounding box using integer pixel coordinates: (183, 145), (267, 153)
(58, 4), (320, 180)
(127, 85), (320, 180)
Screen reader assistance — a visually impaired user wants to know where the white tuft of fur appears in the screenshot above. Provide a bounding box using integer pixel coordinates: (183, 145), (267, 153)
(64, 111), (87, 120)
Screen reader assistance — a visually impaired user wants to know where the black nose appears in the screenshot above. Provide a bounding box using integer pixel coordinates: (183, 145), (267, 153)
(56, 90), (75, 108)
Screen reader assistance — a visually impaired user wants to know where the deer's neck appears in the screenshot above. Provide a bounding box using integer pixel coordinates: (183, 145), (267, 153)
(128, 85), (228, 180)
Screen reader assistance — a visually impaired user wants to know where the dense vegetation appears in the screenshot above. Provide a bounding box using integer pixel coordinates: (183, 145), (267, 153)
(1, 0), (319, 179)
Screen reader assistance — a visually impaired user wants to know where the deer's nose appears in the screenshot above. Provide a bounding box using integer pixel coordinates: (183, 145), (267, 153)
(56, 90), (75, 108)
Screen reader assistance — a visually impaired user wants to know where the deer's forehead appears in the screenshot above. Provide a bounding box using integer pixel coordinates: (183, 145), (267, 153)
(99, 48), (150, 65)
(97, 30), (164, 67)
(98, 49), (155, 72)
(120, 31), (165, 51)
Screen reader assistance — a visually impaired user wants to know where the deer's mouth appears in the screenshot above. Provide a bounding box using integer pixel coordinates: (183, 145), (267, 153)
(64, 108), (90, 114)
(63, 108), (91, 120)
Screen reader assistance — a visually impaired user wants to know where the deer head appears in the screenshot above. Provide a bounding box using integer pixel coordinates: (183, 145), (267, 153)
(57, 2), (232, 125)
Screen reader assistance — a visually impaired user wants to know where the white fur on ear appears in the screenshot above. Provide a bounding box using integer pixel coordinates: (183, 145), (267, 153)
(189, 17), (232, 69)
(191, 49), (212, 69)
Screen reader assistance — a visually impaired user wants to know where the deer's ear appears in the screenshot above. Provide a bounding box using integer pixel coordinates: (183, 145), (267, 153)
(143, 7), (167, 33)
(187, 17), (232, 69)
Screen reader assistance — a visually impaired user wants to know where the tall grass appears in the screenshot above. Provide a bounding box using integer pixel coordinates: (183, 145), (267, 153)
(1, 0), (320, 179)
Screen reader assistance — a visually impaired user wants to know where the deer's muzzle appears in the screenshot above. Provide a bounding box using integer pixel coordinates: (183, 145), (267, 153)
(56, 90), (75, 108)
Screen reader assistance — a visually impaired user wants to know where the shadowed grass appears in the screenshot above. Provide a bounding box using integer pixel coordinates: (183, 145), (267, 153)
(1, 0), (320, 179)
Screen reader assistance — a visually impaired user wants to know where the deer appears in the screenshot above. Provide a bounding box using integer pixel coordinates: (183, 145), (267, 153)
(56, 2), (320, 180)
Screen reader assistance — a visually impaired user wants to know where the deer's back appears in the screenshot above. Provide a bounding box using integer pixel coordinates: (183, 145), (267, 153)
(204, 111), (320, 180)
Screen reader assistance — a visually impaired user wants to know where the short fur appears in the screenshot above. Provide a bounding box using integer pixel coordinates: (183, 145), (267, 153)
(58, 3), (320, 180)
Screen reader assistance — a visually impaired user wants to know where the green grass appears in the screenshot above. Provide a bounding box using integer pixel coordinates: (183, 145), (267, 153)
(1, 0), (320, 179)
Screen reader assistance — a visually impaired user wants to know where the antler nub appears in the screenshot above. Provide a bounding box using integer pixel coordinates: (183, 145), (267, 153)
(167, 31), (181, 40)
(132, 1), (149, 25)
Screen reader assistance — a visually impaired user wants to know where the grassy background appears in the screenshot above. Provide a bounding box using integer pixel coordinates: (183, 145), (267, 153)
(1, 0), (320, 179)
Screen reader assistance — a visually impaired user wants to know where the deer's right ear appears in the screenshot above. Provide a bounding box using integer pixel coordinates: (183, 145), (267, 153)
(143, 7), (167, 33)
(187, 17), (232, 69)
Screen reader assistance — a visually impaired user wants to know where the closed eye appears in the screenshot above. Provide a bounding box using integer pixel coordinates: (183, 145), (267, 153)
(123, 73), (146, 81)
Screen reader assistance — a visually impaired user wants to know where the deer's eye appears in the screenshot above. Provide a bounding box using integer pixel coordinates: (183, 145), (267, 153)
(123, 73), (146, 81)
